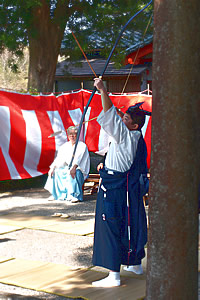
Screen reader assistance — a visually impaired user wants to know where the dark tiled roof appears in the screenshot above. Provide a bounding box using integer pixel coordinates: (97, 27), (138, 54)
(126, 34), (153, 54)
(56, 59), (146, 78)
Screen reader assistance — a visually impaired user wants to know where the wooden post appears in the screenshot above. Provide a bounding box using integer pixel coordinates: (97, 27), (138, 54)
(146, 1), (200, 299)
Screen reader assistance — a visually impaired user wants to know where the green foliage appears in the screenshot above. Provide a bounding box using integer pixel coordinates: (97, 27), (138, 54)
(0, 0), (153, 60)
(19, 87), (40, 94)
(0, 1), (28, 51)
(27, 87), (40, 94)
(7, 59), (19, 73)
(63, 0), (153, 66)
(0, 48), (29, 91)
(0, 0), (153, 91)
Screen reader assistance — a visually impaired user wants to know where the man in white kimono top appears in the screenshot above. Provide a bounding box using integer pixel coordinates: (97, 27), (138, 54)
(92, 78), (149, 288)
(45, 126), (90, 203)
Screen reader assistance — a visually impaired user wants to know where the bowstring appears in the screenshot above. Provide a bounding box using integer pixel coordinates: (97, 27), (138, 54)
(68, 0), (153, 169)
(71, 31), (97, 78)
(117, 13), (153, 108)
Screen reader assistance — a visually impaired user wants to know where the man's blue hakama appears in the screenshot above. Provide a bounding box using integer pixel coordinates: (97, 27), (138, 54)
(92, 136), (148, 272)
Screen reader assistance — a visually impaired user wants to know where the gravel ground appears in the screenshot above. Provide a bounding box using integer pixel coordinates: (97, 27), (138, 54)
(0, 188), (97, 300)
(0, 189), (199, 299)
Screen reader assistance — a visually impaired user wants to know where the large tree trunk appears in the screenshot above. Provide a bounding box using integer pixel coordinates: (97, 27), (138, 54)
(27, 0), (68, 93)
(146, 1), (200, 299)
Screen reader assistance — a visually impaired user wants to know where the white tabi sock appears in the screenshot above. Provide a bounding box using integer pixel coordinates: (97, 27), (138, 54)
(92, 271), (120, 287)
(123, 264), (143, 275)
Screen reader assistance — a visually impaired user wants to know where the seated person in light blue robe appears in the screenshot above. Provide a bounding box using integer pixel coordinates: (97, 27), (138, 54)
(45, 126), (90, 203)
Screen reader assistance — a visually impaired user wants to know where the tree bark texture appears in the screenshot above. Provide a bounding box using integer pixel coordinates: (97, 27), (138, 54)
(146, 1), (200, 299)
(27, 0), (69, 93)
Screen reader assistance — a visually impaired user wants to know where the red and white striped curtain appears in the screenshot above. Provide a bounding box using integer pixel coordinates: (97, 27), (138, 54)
(0, 89), (152, 180)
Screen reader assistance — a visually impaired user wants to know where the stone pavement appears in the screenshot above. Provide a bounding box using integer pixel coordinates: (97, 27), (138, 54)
(0, 188), (199, 300)
(0, 188), (96, 300)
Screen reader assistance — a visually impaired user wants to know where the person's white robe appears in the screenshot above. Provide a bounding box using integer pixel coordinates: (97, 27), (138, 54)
(45, 141), (90, 200)
(97, 105), (141, 172)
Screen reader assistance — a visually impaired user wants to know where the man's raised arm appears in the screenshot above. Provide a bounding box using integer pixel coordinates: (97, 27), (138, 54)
(94, 78), (113, 112)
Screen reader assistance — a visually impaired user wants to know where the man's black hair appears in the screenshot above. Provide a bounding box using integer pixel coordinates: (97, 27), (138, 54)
(126, 108), (145, 130)
(126, 102), (151, 130)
